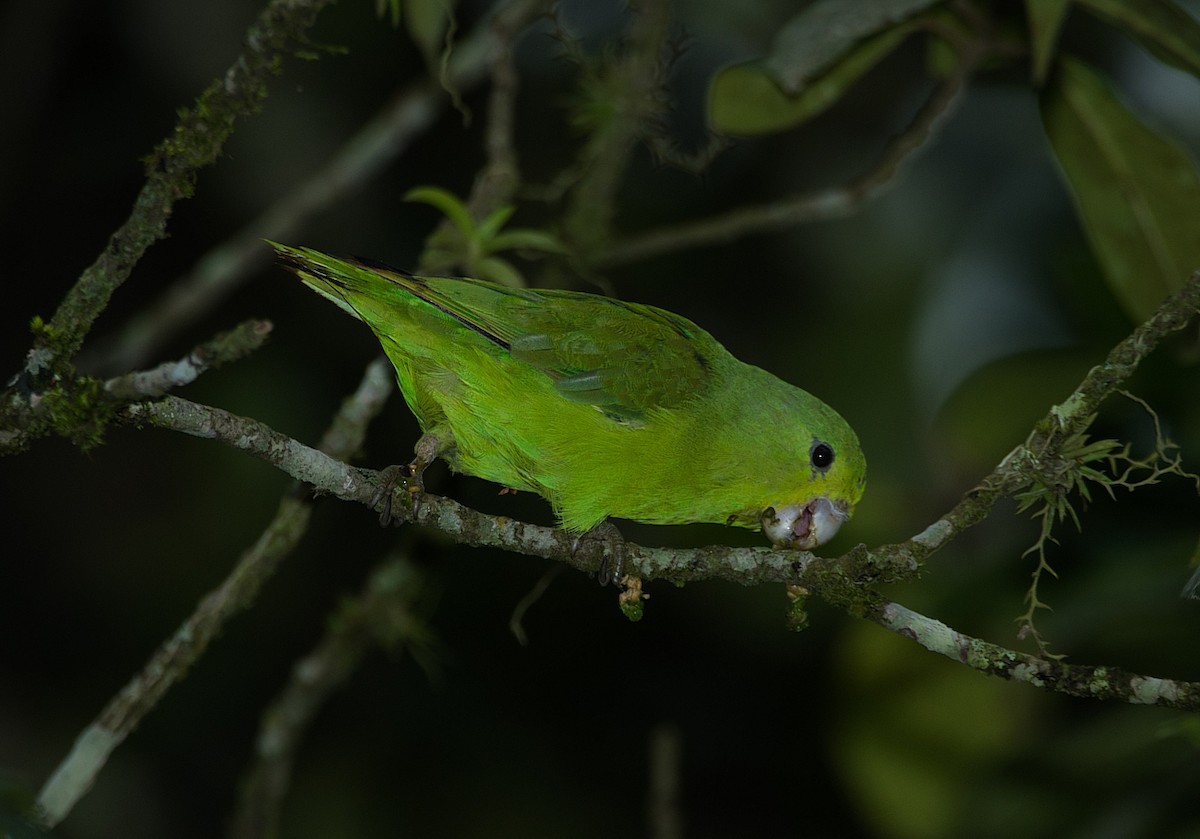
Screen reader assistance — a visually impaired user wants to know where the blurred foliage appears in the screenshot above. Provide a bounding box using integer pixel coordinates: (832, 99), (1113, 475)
(708, 0), (941, 134)
(406, 185), (566, 285)
(1, 0), (1199, 838)
(1042, 57), (1200, 323)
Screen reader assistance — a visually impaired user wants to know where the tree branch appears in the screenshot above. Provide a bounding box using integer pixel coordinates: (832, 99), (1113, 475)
(33, 358), (394, 830)
(1, 320), (274, 454)
(595, 36), (973, 269)
(910, 269), (1200, 560)
(102, 319), (272, 400)
(105, 271), (1200, 712)
(33, 0), (335, 377)
(81, 0), (548, 375)
(229, 551), (429, 839)
(561, 0), (674, 262)
(874, 601), (1199, 709)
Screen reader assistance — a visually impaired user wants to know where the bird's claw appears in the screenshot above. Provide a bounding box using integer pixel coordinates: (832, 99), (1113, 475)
(570, 520), (626, 587)
(369, 431), (445, 527)
(371, 461), (426, 527)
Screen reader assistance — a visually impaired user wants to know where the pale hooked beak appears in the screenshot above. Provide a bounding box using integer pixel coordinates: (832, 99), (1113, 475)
(761, 498), (849, 550)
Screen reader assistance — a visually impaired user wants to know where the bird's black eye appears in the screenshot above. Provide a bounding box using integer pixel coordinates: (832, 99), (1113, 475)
(810, 442), (834, 471)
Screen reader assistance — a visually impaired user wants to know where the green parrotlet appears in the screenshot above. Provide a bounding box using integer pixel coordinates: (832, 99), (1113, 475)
(274, 243), (866, 553)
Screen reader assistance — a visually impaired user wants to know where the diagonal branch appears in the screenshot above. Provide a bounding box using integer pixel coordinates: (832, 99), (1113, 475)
(34, 0), (336, 377)
(102, 319), (273, 401)
(595, 26), (976, 270)
(907, 269), (1200, 561)
(228, 551), (429, 839)
(82, 0), (549, 376)
(33, 357), (393, 830)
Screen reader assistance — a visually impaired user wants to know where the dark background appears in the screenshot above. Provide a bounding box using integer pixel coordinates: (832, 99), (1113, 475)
(2, 1), (1199, 836)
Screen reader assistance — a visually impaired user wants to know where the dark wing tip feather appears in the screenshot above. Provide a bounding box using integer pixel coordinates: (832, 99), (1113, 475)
(345, 254), (419, 279)
(268, 241), (417, 281)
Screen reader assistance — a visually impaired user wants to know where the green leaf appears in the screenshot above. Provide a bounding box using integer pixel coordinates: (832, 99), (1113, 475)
(487, 229), (568, 255)
(404, 186), (474, 238)
(761, 0), (943, 95)
(709, 23), (917, 136)
(375, 0), (401, 27)
(1026, 0), (1072, 84)
(707, 0), (946, 135)
(475, 204), (517, 243)
(475, 255), (525, 288)
(1078, 0), (1200, 78)
(404, 0), (455, 70)
(1041, 57), (1200, 323)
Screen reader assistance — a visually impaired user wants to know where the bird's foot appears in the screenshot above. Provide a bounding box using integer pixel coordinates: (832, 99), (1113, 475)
(370, 464), (416, 527)
(570, 519), (627, 587)
(370, 431), (446, 526)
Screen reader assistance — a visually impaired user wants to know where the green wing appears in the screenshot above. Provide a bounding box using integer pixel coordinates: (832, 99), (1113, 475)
(398, 270), (723, 422)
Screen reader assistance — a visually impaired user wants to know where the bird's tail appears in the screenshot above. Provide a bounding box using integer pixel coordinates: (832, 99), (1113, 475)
(269, 241), (423, 323)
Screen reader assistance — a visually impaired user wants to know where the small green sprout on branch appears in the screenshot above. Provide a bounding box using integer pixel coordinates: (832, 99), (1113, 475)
(407, 185), (566, 286)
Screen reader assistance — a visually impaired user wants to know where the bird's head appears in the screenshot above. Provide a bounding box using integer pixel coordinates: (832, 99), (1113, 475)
(760, 431), (865, 550)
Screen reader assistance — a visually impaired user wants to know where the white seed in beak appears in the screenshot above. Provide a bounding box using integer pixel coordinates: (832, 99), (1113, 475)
(761, 497), (848, 550)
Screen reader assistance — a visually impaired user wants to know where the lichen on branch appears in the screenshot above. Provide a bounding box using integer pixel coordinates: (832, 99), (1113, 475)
(35, 0), (336, 374)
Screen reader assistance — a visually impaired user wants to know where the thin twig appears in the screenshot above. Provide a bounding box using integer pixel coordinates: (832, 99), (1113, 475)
(102, 319), (273, 400)
(595, 31), (976, 269)
(508, 566), (564, 645)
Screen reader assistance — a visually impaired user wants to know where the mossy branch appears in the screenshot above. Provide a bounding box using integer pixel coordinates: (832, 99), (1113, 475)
(1, 319), (273, 454)
(33, 357), (394, 830)
(32, 0), (335, 377)
(594, 22), (977, 269)
(82, 0), (548, 375)
(904, 270), (1200, 564)
(876, 602), (1199, 709)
